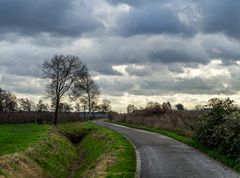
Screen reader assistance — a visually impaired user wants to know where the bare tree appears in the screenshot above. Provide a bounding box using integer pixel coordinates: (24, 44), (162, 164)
(175, 103), (184, 110)
(58, 102), (73, 112)
(0, 88), (18, 112)
(18, 98), (35, 112)
(99, 99), (111, 113)
(127, 104), (137, 114)
(72, 72), (100, 119)
(74, 102), (81, 112)
(42, 54), (86, 125)
(36, 100), (49, 112)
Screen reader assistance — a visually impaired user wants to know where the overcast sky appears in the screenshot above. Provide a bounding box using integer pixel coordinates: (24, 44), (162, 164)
(1, 0), (240, 112)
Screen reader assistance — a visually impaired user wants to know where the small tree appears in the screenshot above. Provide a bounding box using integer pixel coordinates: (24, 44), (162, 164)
(162, 101), (172, 111)
(58, 102), (73, 112)
(74, 103), (81, 112)
(175, 103), (184, 110)
(195, 105), (204, 110)
(18, 98), (35, 112)
(99, 99), (111, 113)
(72, 72), (100, 119)
(0, 88), (18, 112)
(127, 104), (137, 114)
(36, 100), (49, 112)
(42, 54), (86, 125)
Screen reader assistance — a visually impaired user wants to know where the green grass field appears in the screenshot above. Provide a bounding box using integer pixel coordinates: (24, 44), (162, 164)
(0, 124), (48, 156)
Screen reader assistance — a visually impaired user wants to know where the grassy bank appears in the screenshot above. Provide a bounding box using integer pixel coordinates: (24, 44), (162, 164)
(0, 124), (77, 178)
(109, 120), (240, 173)
(0, 121), (136, 178)
(0, 124), (48, 156)
(59, 121), (136, 178)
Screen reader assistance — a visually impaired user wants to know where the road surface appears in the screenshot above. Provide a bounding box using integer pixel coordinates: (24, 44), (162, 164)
(94, 121), (240, 178)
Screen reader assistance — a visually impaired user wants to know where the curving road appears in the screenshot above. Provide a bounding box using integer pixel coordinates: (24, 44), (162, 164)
(94, 121), (240, 178)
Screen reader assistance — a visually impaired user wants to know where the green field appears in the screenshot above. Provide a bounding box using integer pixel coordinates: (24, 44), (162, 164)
(0, 124), (48, 156)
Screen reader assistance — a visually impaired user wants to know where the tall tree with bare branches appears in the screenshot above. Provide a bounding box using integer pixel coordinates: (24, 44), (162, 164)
(72, 71), (100, 119)
(42, 54), (86, 125)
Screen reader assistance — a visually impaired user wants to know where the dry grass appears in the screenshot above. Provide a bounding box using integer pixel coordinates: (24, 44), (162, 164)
(0, 153), (43, 178)
(0, 125), (77, 178)
(82, 153), (116, 178)
(110, 110), (203, 135)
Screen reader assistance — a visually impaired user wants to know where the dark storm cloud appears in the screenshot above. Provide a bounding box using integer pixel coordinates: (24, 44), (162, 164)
(150, 49), (208, 64)
(116, 4), (193, 36)
(107, 0), (168, 7)
(199, 0), (240, 39)
(132, 77), (235, 95)
(0, 0), (103, 36)
(110, 0), (240, 40)
(1, 0), (240, 99)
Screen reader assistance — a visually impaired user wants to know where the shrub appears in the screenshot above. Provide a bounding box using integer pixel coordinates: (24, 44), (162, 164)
(193, 98), (240, 162)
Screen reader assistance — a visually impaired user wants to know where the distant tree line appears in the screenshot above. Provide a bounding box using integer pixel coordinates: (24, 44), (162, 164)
(126, 101), (186, 115)
(0, 87), (111, 115)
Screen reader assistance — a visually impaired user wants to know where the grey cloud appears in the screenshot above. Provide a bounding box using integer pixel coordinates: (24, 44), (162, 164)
(96, 77), (135, 96)
(0, 74), (44, 95)
(150, 48), (208, 64)
(116, 4), (193, 36)
(107, 0), (169, 7)
(201, 34), (240, 63)
(92, 65), (123, 76)
(131, 77), (236, 96)
(0, 0), (103, 37)
(125, 65), (152, 76)
(168, 64), (185, 73)
(199, 0), (240, 39)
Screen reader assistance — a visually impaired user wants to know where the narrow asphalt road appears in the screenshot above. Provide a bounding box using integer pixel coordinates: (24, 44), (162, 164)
(94, 121), (240, 178)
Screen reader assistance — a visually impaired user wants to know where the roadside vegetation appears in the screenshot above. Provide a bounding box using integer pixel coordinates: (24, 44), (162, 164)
(109, 97), (240, 172)
(0, 121), (136, 178)
(58, 122), (136, 178)
(0, 124), (76, 178)
(193, 98), (240, 171)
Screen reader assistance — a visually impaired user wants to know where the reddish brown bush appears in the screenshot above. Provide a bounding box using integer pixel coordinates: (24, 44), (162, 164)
(110, 110), (204, 135)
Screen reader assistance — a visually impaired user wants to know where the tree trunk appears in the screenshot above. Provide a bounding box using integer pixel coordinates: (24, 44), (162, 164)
(88, 93), (92, 120)
(88, 105), (92, 120)
(54, 98), (59, 125)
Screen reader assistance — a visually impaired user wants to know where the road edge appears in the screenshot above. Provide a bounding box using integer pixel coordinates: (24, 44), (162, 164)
(94, 121), (141, 178)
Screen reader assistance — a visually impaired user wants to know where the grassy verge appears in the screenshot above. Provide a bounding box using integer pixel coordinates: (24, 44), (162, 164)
(0, 121), (136, 178)
(0, 124), (77, 178)
(0, 124), (48, 156)
(59, 121), (136, 178)
(109, 120), (240, 173)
